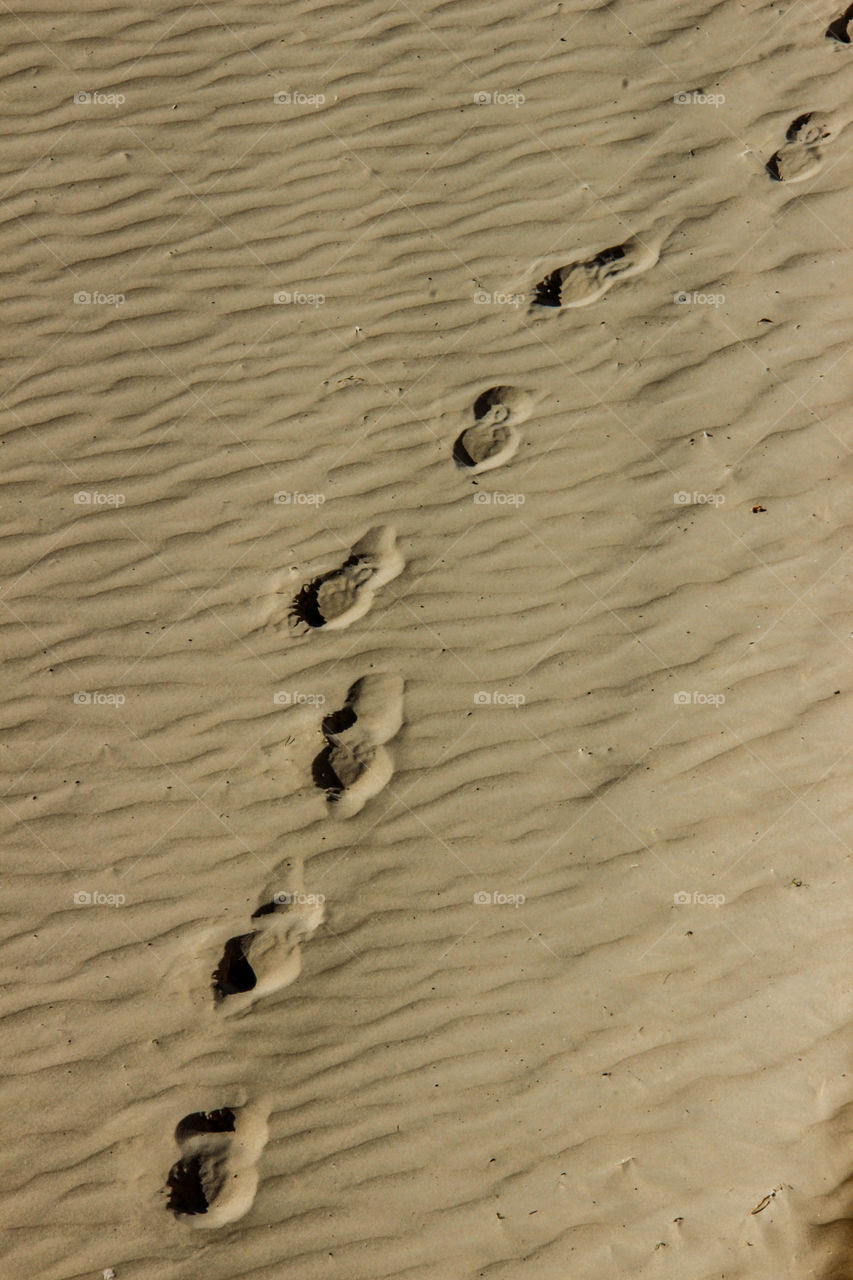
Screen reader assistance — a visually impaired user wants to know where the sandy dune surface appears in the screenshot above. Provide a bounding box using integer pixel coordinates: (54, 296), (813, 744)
(2, 0), (853, 1277)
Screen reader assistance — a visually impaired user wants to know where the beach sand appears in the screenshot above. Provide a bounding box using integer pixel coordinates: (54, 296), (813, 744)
(1, 1), (852, 1277)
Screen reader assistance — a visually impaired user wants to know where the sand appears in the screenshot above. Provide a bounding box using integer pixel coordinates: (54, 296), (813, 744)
(1, 0), (852, 1277)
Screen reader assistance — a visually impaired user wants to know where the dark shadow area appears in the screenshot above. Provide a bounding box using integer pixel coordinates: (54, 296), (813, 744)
(472, 388), (501, 419)
(766, 151), (784, 180)
(174, 1108), (235, 1143)
(290, 555), (366, 629)
(311, 742), (345, 795)
(531, 268), (563, 307)
(591, 243), (627, 269)
(312, 687), (363, 794)
(826, 5), (853, 41)
(452, 432), (477, 468)
(167, 1153), (223, 1216)
(212, 934), (258, 1001)
(786, 111), (815, 140)
(322, 705), (357, 738)
(289, 577), (327, 628)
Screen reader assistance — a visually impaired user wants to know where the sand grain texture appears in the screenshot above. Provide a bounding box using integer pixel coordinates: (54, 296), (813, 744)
(1, 1), (852, 1278)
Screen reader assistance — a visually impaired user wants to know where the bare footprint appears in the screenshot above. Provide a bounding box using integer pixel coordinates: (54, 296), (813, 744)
(454, 386), (534, 475)
(313, 672), (404, 817)
(212, 891), (324, 1012)
(531, 235), (660, 309)
(826, 4), (853, 41)
(290, 526), (404, 631)
(766, 112), (836, 183)
(166, 1103), (268, 1228)
(321, 740), (396, 818)
(324, 672), (404, 746)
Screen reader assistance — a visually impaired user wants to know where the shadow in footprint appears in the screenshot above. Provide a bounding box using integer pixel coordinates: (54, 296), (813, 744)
(311, 742), (345, 796)
(168, 1110), (236, 1216)
(452, 434), (478, 467)
(322, 705), (358, 738)
(532, 243), (633, 309)
(827, 4), (853, 40)
(289, 576), (328, 629)
(290, 553), (369, 629)
(765, 152), (784, 181)
(766, 112), (833, 181)
(313, 697), (359, 796)
(167, 1154), (222, 1216)
(288, 528), (404, 633)
(454, 386), (532, 475)
(175, 1109), (236, 1143)
(310, 674), (404, 817)
(166, 1103), (269, 1228)
(532, 268), (563, 308)
(212, 934), (258, 1002)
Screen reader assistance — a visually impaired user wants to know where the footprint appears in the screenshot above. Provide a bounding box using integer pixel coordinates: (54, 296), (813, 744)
(766, 112), (835, 183)
(290, 526), (404, 631)
(212, 890), (324, 1011)
(313, 672), (404, 817)
(531, 235), (659, 309)
(325, 672), (405, 745)
(320, 740), (396, 819)
(453, 386), (534, 475)
(826, 5), (853, 41)
(166, 1103), (268, 1228)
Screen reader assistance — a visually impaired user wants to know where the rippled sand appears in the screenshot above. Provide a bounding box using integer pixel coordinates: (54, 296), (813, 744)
(2, 1), (852, 1277)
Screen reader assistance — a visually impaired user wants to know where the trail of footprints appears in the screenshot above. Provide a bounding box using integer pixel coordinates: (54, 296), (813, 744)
(162, 17), (848, 1227)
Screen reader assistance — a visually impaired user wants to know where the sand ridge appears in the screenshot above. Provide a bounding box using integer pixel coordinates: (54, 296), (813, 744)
(1, 0), (852, 1277)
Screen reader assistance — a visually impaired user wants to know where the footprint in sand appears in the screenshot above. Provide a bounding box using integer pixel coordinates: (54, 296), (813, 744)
(826, 4), (853, 41)
(212, 890), (325, 1012)
(531, 235), (659, 309)
(453, 386), (535, 475)
(290, 525), (403, 631)
(166, 1103), (268, 1228)
(766, 112), (836, 183)
(313, 672), (404, 818)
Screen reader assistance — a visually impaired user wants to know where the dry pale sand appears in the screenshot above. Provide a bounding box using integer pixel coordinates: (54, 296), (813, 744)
(2, 0), (853, 1277)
